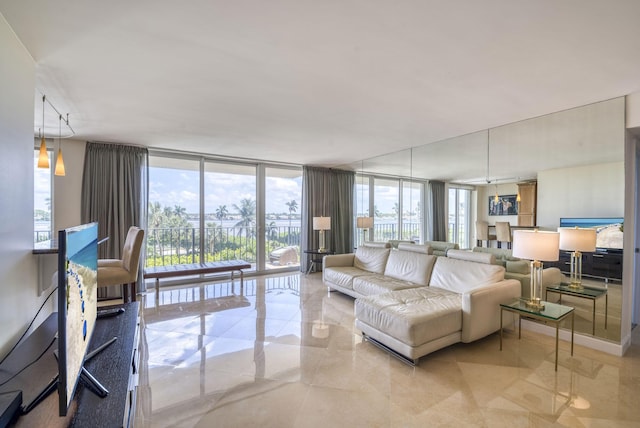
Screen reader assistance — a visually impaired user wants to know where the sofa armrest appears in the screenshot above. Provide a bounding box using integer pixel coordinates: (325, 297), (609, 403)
(460, 279), (521, 343)
(323, 253), (355, 269)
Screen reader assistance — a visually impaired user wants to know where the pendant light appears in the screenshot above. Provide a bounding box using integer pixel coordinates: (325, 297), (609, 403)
(37, 95), (49, 168)
(486, 130), (498, 203)
(54, 114), (66, 176)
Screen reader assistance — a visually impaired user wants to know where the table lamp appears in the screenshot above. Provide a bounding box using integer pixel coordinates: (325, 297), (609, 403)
(558, 227), (597, 289)
(356, 216), (374, 245)
(313, 216), (331, 252)
(512, 229), (560, 310)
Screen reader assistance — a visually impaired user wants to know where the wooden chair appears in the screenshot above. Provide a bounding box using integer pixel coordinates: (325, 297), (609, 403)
(97, 226), (145, 302)
(495, 222), (512, 249)
(475, 221), (495, 247)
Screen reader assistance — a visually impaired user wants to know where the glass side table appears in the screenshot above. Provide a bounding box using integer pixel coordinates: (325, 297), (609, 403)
(500, 298), (574, 371)
(545, 283), (607, 335)
(303, 249), (334, 274)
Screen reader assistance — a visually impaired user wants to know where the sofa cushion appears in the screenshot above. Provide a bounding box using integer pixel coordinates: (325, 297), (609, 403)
(429, 257), (505, 293)
(447, 249), (495, 265)
(506, 260), (530, 274)
(354, 246), (391, 274)
(323, 266), (371, 290)
(362, 241), (391, 248)
(397, 243), (432, 254)
(352, 275), (423, 296)
(355, 287), (462, 347)
(472, 246), (520, 262)
(383, 250), (436, 286)
(388, 240), (416, 248)
(424, 241), (459, 256)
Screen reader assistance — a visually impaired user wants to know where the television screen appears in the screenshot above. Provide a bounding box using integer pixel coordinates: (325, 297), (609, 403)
(559, 217), (624, 250)
(57, 222), (98, 416)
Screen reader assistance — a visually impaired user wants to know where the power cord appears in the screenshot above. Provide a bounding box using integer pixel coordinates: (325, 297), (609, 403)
(0, 286), (57, 368)
(0, 336), (56, 388)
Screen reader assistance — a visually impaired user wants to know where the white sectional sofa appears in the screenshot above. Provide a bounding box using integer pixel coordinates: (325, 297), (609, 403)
(322, 245), (520, 364)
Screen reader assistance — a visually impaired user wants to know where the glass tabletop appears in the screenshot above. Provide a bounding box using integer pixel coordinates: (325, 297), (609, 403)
(547, 283), (607, 298)
(500, 298), (574, 320)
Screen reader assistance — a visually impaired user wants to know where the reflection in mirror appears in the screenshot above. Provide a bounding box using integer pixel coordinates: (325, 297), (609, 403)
(340, 98), (625, 343)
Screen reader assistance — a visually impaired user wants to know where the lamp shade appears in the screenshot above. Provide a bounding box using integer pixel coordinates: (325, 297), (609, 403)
(558, 227), (596, 252)
(356, 216), (374, 229)
(512, 230), (559, 261)
(37, 137), (49, 168)
(313, 216), (331, 230)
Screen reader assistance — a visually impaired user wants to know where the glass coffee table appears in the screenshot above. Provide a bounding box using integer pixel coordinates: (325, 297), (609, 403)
(545, 283), (607, 335)
(500, 299), (574, 371)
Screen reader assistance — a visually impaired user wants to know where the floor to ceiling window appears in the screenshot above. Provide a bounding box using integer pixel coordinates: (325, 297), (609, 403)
(204, 161), (258, 266)
(264, 167), (302, 270)
(148, 156), (200, 266)
(402, 181), (423, 241)
(373, 178), (400, 241)
(34, 148), (53, 243)
(148, 152), (301, 274)
(357, 174), (426, 244)
(448, 186), (473, 249)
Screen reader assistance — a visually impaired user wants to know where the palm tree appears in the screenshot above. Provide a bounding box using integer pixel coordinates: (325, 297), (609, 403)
(173, 205), (187, 219)
(285, 199), (298, 245)
(215, 204), (228, 221)
(233, 198), (256, 237)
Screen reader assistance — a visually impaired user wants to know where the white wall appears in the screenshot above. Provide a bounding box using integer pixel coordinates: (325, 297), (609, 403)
(537, 162), (624, 230)
(53, 139), (86, 232)
(626, 91), (640, 129)
(0, 15), (52, 357)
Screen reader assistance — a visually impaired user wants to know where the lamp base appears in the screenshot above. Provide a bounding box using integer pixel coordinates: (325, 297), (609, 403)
(567, 281), (584, 290)
(525, 298), (545, 311)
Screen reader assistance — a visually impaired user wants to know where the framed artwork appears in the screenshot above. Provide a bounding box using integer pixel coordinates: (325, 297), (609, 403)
(489, 194), (518, 216)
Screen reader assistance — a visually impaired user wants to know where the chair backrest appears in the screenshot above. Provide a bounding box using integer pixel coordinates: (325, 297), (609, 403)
(495, 222), (512, 242)
(122, 226), (145, 276)
(476, 221), (489, 240)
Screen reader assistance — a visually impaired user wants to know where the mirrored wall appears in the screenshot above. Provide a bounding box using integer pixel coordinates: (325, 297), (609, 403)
(340, 97), (626, 342)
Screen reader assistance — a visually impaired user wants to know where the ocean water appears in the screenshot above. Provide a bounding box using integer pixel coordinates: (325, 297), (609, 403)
(69, 240), (98, 271)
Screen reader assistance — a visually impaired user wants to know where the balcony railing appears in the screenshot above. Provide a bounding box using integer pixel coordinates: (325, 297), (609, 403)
(146, 225), (301, 268)
(371, 222), (421, 242)
(34, 230), (52, 243)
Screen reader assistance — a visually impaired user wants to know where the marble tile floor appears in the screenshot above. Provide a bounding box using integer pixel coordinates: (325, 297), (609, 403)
(134, 272), (640, 427)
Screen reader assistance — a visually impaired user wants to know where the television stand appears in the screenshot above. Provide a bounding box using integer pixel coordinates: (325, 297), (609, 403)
(0, 302), (140, 427)
(21, 336), (117, 414)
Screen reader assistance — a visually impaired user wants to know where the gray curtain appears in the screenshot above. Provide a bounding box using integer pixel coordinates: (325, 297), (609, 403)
(301, 166), (354, 272)
(429, 180), (447, 241)
(81, 142), (149, 294)
(330, 169), (354, 255)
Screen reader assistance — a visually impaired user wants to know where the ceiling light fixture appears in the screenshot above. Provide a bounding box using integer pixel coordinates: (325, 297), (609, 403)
(37, 95), (49, 168)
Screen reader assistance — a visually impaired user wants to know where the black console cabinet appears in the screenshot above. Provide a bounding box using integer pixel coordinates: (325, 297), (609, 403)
(547, 249), (623, 282)
(0, 302), (140, 427)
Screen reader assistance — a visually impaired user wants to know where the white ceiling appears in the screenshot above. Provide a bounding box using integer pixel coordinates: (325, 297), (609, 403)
(2, 1), (640, 177)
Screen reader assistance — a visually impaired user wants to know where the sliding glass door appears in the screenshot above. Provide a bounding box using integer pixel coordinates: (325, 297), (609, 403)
(148, 152), (301, 274)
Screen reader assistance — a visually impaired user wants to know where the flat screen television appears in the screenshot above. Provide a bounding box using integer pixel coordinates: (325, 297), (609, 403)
(57, 222), (99, 416)
(559, 217), (624, 250)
